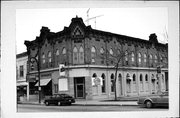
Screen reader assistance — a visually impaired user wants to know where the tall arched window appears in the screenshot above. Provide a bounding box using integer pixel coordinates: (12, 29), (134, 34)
(140, 74), (143, 91)
(62, 47), (66, 64)
(111, 74), (115, 92)
(42, 53), (45, 64)
(101, 73), (106, 93)
(125, 50), (128, 65)
(149, 54), (153, 67)
(138, 53), (142, 65)
(118, 74), (123, 95)
(131, 52), (135, 63)
(145, 74), (149, 91)
(144, 53), (147, 66)
(73, 47), (78, 64)
(79, 46), (84, 64)
(91, 46), (96, 63)
(56, 49), (59, 66)
(154, 55), (158, 64)
(109, 48), (113, 55)
(109, 48), (114, 64)
(126, 73), (131, 92)
(133, 74), (136, 92)
(48, 51), (51, 62)
(100, 47), (105, 64)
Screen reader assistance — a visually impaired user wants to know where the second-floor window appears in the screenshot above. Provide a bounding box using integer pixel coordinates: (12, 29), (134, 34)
(20, 65), (24, 77)
(144, 53), (147, 65)
(149, 54), (153, 67)
(100, 47), (105, 64)
(131, 52), (135, 63)
(79, 46), (84, 64)
(62, 47), (66, 64)
(42, 53), (45, 64)
(125, 50), (128, 65)
(91, 46), (96, 63)
(138, 52), (142, 65)
(154, 54), (158, 64)
(48, 51), (52, 63)
(73, 47), (78, 64)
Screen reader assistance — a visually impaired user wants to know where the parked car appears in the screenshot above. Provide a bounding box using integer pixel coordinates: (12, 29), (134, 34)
(137, 91), (169, 108)
(44, 94), (75, 106)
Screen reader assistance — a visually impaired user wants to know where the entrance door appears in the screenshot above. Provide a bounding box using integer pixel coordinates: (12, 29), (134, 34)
(74, 77), (85, 99)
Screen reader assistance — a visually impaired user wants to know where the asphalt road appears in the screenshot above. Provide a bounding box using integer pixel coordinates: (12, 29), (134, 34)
(17, 104), (168, 112)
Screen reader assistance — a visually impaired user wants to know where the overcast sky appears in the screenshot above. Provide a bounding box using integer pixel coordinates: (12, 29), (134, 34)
(16, 7), (168, 54)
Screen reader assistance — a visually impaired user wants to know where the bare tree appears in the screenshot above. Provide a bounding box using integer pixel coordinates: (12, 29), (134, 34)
(101, 46), (134, 100)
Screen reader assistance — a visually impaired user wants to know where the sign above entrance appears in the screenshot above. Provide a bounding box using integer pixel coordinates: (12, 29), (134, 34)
(92, 77), (102, 86)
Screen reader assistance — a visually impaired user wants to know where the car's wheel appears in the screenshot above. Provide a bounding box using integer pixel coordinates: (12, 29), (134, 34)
(45, 101), (49, 106)
(57, 101), (61, 106)
(145, 101), (153, 108)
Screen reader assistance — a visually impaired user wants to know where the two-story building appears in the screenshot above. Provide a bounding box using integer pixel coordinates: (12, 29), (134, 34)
(16, 52), (29, 101)
(24, 16), (168, 100)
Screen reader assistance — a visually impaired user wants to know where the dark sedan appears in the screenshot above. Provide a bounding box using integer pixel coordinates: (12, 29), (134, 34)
(137, 91), (169, 108)
(44, 94), (75, 106)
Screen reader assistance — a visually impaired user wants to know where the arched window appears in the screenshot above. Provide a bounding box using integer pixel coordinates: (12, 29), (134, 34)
(56, 49), (59, 56)
(42, 53), (45, 64)
(138, 53), (142, 65)
(101, 73), (106, 93)
(125, 50), (128, 65)
(48, 51), (52, 63)
(144, 53), (147, 64)
(140, 74), (143, 91)
(62, 47), (66, 64)
(91, 46), (96, 63)
(133, 74), (136, 82)
(131, 52), (135, 63)
(73, 47), (78, 64)
(79, 46), (84, 64)
(55, 49), (59, 66)
(100, 47), (105, 64)
(100, 47), (104, 54)
(154, 55), (158, 64)
(111, 74), (115, 92)
(109, 48), (113, 55)
(92, 73), (97, 78)
(145, 74), (148, 81)
(149, 54), (153, 67)
(62, 47), (66, 55)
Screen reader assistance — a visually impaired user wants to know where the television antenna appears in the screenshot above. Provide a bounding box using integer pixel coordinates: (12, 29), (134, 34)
(85, 14), (104, 29)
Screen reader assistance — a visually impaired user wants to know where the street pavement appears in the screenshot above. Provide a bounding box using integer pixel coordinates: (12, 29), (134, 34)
(18, 99), (138, 106)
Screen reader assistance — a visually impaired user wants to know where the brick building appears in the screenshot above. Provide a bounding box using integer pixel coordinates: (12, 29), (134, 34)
(16, 52), (29, 101)
(24, 16), (168, 100)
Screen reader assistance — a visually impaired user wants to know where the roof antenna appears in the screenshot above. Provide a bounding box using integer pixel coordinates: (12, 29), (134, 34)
(86, 8), (90, 26)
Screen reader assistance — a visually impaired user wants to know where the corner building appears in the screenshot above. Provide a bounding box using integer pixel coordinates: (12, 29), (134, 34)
(25, 16), (168, 100)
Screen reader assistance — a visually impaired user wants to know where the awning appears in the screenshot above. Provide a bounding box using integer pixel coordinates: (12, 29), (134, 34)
(35, 78), (51, 86)
(16, 82), (28, 86)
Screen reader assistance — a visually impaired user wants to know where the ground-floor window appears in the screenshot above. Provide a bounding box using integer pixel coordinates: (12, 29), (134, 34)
(101, 73), (106, 93)
(140, 74), (143, 92)
(54, 84), (58, 93)
(58, 78), (68, 91)
(111, 74), (115, 92)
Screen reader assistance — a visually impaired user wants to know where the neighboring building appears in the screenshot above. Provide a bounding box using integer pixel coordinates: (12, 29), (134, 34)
(16, 52), (29, 101)
(24, 16), (168, 100)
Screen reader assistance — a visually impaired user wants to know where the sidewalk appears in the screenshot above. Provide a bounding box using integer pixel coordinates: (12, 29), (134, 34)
(18, 99), (138, 106)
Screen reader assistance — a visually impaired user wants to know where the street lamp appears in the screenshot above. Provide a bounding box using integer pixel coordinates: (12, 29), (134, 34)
(27, 41), (41, 104)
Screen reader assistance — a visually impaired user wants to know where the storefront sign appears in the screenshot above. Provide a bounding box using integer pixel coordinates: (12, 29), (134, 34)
(59, 64), (66, 76)
(92, 77), (102, 86)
